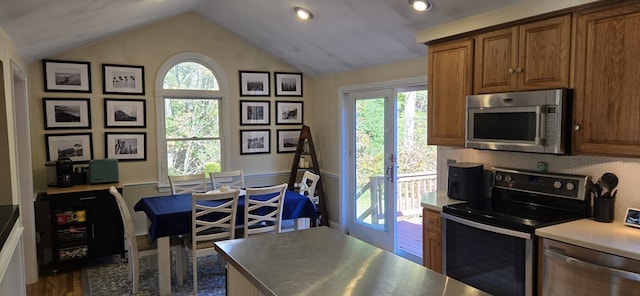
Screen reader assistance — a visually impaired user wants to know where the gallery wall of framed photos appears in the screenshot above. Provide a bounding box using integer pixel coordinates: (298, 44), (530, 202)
(238, 70), (304, 154)
(41, 59), (148, 164)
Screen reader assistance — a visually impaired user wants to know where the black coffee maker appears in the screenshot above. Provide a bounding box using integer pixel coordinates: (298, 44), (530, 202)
(447, 162), (485, 200)
(55, 158), (74, 187)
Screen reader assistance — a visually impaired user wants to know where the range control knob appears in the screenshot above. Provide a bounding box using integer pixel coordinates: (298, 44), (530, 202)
(565, 182), (575, 191)
(504, 175), (513, 182)
(496, 174), (503, 182)
(553, 180), (563, 189)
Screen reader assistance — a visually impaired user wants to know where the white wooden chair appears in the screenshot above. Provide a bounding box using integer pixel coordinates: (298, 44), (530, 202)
(299, 171), (320, 204)
(169, 173), (207, 194)
(109, 186), (183, 294)
(183, 189), (240, 294)
(243, 183), (288, 237)
(209, 169), (245, 190)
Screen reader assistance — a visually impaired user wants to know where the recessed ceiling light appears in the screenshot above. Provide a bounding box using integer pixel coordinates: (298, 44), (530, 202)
(294, 7), (313, 20)
(409, 0), (433, 12)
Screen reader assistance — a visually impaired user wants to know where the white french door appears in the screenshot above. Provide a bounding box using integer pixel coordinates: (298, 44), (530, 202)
(346, 88), (397, 251)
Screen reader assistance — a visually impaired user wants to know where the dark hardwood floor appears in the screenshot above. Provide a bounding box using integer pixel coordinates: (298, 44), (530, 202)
(26, 270), (84, 296)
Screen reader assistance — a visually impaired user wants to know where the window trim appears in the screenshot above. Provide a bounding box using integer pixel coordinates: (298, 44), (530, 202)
(155, 52), (231, 189)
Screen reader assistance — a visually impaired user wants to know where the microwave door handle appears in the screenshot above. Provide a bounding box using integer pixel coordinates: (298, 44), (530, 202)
(536, 106), (546, 145)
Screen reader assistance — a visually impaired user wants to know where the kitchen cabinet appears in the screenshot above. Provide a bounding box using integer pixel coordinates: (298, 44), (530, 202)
(422, 207), (442, 273)
(573, 2), (640, 157)
(474, 15), (571, 94)
(427, 37), (473, 147)
(37, 183), (124, 271)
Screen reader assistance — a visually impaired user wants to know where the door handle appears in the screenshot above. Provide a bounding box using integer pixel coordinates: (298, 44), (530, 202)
(386, 165), (394, 182)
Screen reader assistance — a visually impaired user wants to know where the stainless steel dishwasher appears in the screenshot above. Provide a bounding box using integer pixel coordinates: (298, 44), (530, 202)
(542, 238), (640, 296)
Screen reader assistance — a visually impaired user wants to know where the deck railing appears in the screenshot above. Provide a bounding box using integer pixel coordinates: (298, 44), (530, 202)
(356, 172), (437, 224)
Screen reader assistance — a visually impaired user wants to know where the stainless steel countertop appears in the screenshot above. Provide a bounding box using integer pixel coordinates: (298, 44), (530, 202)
(215, 226), (489, 296)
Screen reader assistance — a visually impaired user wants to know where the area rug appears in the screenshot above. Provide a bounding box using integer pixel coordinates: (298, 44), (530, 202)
(84, 252), (226, 296)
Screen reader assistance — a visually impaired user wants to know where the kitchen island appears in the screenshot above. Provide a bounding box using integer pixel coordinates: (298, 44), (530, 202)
(214, 226), (489, 296)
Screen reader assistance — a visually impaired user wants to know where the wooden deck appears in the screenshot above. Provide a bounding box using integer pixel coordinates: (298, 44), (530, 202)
(397, 214), (423, 258)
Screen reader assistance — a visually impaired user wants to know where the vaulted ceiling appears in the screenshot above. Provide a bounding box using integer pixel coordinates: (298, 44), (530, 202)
(0, 0), (525, 76)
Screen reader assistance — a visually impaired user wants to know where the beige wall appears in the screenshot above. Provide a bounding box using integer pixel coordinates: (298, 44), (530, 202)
(0, 27), (28, 205)
(28, 12), (307, 193)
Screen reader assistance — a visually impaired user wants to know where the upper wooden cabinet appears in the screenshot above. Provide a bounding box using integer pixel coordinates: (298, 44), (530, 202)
(427, 38), (473, 147)
(573, 2), (640, 157)
(474, 15), (571, 94)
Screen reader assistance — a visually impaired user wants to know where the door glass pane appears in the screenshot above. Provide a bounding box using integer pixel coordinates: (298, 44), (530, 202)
(354, 98), (386, 230)
(396, 89), (434, 258)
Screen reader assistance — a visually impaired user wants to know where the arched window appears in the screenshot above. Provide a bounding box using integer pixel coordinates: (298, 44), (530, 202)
(155, 53), (230, 186)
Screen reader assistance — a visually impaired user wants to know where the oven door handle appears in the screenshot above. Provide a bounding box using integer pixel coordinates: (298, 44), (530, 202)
(545, 249), (640, 282)
(442, 213), (532, 240)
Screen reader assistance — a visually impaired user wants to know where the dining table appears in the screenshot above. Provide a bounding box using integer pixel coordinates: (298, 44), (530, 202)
(133, 188), (317, 296)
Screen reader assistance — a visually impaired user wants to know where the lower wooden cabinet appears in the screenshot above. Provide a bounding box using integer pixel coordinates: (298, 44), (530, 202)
(422, 207), (442, 273)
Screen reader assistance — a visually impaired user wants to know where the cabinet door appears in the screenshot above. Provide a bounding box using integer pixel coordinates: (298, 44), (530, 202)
(422, 208), (442, 273)
(518, 15), (571, 91)
(573, 2), (640, 157)
(474, 27), (519, 93)
(87, 191), (124, 257)
(427, 38), (473, 147)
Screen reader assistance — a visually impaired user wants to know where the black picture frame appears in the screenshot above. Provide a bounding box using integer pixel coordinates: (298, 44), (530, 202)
(105, 132), (147, 161)
(274, 72), (303, 97)
(240, 100), (270, 125)
(42, 59), (92, 93)
(102, 64), (145, 95)
(104, 98), (147, 128)
(275, 101), (303, 125)
(45, 132), (93, 163)
(277, 129), (301, 153)
(43, 98), (92, 130)
(240, 130), (271, 155)
(239, 71), (270, 96)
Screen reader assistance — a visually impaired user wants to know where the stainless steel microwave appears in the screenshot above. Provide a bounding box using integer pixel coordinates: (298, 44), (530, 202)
(465, 89), (571, 155)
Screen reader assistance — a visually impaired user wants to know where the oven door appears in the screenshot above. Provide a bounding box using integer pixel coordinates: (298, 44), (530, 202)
(442, 213), (534, 296)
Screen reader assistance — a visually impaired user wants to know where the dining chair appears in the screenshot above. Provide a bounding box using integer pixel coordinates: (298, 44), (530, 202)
(109, 186), (183, 295)
(210, 169), (245, 190)
(183, 189), (240, 294)
(169, 173), (207, 194)
(299, 171), (320, 203)
(244, 183), (288, 237)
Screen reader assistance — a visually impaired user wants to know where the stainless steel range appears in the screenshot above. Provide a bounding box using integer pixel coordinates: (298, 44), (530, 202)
(441, 167), (591, 296)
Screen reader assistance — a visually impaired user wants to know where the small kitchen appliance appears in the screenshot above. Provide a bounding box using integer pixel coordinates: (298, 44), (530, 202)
(442, 167), (590, 296)
(46, 158), (74, 187)
(465, 88), (572, 155)
(447, 162), (484, 200)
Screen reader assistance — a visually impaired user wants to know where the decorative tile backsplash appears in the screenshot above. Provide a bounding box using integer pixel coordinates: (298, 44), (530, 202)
(437, 147), (640, 221)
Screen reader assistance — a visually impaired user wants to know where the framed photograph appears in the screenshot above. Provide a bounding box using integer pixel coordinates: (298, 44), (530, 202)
(45, 133), (93, 162)
(42, 59), (92, 93)
(276, 101), (303, 125)
(43, 98), (91, 129)
(240, 100), (270, 125)
(239, 71), (270, 96)
(102, 64), (145, 95)
(105, 132), (147, 161)
(275, 72), (303, 97)
(104, 98), (146, 128)
(277, 129), (301, 153)
(240, 130), (271, 155)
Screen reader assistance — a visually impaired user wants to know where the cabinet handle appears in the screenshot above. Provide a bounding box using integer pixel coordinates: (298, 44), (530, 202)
(574, 125), (581, 131)
(516, 67), (523, 73)
(92, 225), (95, 238)
(80, 196), (97, 200)
(508, 68), (515, 73)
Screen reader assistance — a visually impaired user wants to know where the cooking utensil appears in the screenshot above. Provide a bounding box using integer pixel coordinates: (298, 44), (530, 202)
(600, 173), (618, 194)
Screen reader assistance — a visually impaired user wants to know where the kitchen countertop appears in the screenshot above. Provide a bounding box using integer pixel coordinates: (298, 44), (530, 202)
(0, 205), (19, 251)
(421, 191), (465, 211)
(536, 218), (640, 261)
(215, 226), (489, 296)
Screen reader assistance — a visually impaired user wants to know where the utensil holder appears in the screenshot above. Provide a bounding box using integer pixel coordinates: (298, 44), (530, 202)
(593, 196), (615, 222)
